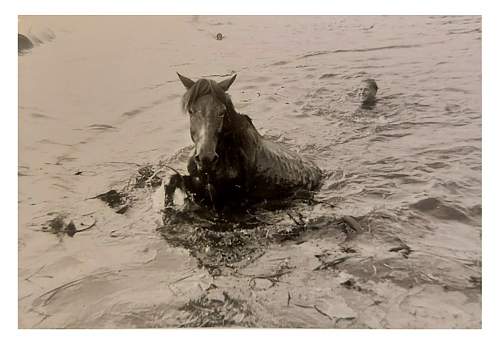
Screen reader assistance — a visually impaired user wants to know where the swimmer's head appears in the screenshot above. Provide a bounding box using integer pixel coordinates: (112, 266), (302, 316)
(358, 79), (378, 105)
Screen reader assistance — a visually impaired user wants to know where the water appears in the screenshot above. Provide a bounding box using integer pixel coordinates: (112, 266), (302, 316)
(19, 16), (481, 328)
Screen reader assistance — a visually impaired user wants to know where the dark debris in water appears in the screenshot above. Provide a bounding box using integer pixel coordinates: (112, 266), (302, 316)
(93, 189), (126, 208)
(389, 244), (413, 258)
(134, 165), (163, 188)
(314, 255), (351, 271)
(340, 246), (357, 253)
(340, 278), (363, 291)
(159, 210), (271, 274)
(157, 166), (349, 274)
(159, 202), (353, 274)
(388, 237), (413, 258)
(249, 261), (295, 290)
(179, 291), (254, 327)
(89, 164), (165, 214)
(157, 166), (363, 273)
(41, 213), (96, 237)
(91, 189), (130, 214)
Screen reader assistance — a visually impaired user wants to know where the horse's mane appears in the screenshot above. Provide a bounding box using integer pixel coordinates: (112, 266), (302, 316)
(181, 78), (237, 116)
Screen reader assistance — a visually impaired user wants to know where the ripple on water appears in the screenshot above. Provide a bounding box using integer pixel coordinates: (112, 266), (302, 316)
(409, 197), (471, 223)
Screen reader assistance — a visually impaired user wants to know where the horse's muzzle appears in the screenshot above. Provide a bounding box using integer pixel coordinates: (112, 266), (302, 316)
(195, 152), (219, 172)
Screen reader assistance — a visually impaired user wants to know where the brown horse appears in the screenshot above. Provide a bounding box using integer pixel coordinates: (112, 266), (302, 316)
(169, 73), (322, 209)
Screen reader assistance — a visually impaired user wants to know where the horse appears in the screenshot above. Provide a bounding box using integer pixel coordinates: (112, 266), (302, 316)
(167, 73), (323, 210)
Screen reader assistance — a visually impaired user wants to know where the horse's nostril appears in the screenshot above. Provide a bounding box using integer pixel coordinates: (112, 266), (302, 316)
(195, 153), (218, 171)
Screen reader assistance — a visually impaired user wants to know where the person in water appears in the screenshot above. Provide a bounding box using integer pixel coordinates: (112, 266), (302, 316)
(357, 78), (378, 108)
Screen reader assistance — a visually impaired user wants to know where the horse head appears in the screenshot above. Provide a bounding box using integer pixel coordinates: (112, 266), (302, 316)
(177, 73), (237, 173)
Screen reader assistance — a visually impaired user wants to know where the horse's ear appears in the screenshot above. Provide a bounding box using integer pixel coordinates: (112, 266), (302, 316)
(218, 74), (237, 91)
(177, 72), (195, 90)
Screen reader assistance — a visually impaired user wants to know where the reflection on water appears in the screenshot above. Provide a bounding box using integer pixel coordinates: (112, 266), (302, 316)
(18, 16), (481, 328)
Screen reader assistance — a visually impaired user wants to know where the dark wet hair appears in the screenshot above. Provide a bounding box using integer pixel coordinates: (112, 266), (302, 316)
(181, 78), (236, 115)
(362, 78), (378, 91)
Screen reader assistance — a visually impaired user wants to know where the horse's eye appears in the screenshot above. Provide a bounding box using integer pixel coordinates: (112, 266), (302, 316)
(218, 112), (225, 118)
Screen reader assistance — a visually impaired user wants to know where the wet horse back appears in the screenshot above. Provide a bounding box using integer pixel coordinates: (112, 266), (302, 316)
(253, 139), (322, 194)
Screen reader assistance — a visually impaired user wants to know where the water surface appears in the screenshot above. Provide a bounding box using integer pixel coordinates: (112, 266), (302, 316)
(19, 16), (481, 328)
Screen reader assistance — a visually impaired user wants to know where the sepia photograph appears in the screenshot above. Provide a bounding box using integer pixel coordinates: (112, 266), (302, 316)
(17, 13), (482, 330)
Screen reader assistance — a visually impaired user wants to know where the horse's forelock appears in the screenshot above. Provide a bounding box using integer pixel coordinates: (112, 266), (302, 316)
(182, 79), (230, 113)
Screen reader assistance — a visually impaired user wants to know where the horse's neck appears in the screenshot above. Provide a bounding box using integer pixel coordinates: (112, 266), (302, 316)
(223, 111), (260, 144)
(219, 111), (261, 164)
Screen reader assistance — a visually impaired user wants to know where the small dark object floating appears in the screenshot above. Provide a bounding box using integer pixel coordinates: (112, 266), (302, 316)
(65, 221), (77, 237)
(135, 165), (162, 188)
(313, 256), (351, 271)
(94, 189), (125, 208)
(340, 279), (356, 289)
(216, 33), (223, 40)
(92, 189), (129, 213)
(389, 245), (412, 258)
(43, 214), (96, 237)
